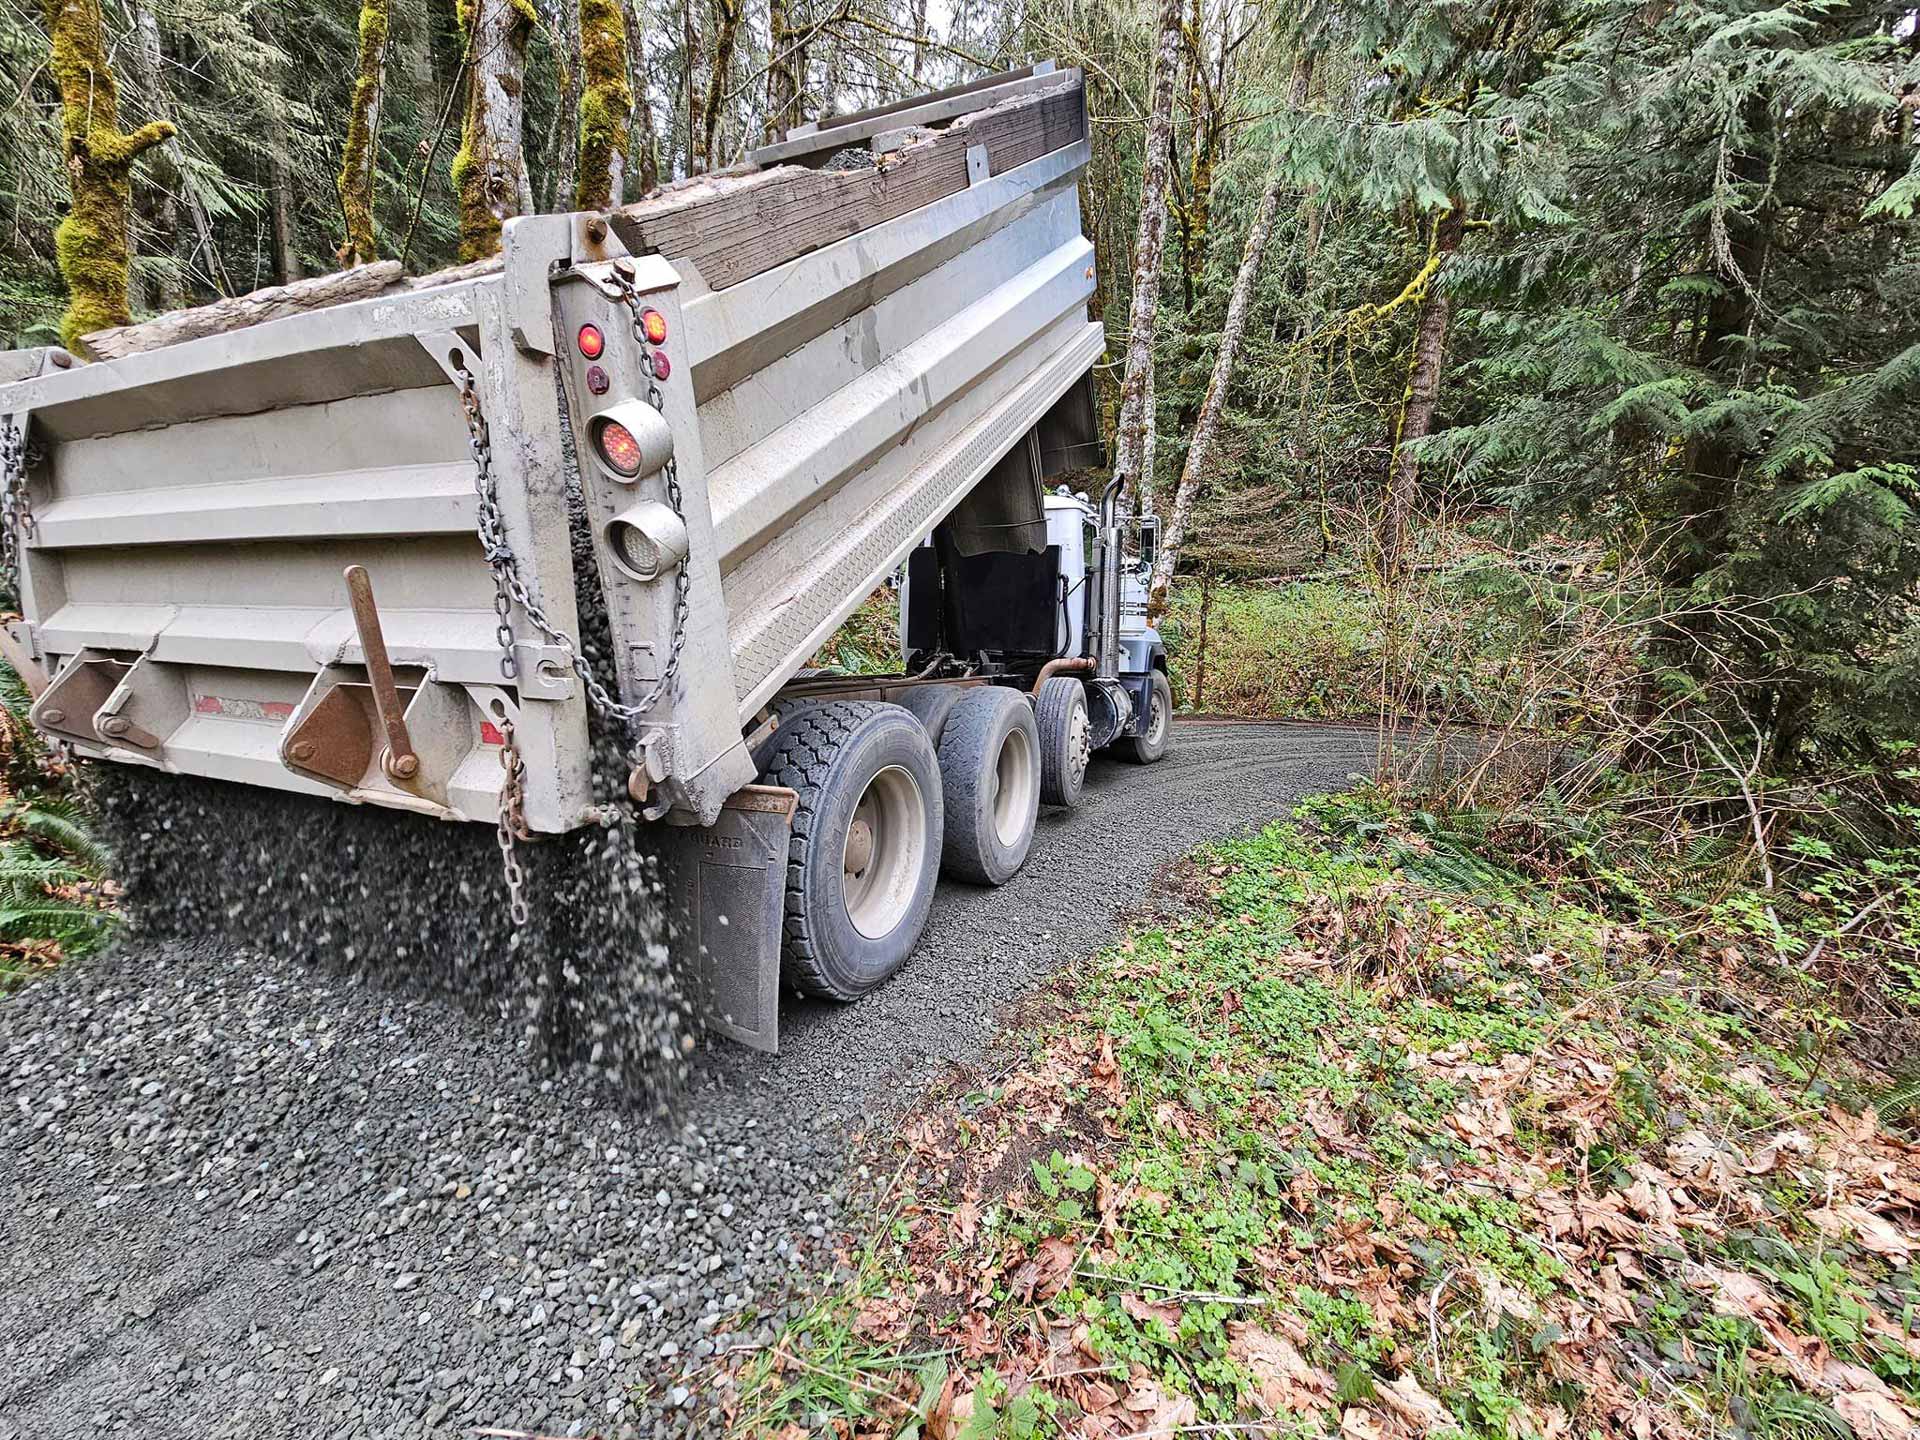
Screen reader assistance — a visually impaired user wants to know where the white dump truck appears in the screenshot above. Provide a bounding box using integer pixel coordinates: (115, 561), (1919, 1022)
(0, 66), (1171, 1050)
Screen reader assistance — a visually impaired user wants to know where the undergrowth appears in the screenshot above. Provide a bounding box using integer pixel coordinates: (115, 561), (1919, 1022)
(0, 663), (116, 989)
(718, 793), (1920, 1439)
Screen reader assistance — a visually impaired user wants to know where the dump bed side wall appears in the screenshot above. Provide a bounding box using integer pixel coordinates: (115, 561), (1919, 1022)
(551, 74), (1102, 819)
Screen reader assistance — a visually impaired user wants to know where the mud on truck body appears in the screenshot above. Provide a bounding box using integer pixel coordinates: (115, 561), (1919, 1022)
(0, 66), (1170, 1052)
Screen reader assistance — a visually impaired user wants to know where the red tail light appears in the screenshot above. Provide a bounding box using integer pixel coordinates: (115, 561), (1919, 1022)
(595, 420), (644, 476)
(650, 351), (671, 381)
(640, 308), (668, 345)
(576, 323), (605, 359)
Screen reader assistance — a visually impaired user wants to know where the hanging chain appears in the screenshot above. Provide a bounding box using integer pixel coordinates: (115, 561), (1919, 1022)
(609, 271), (694, 717)
(1, 416), (35, 604)
(452, 314), (694, 926)
(495, 717), (530, 927)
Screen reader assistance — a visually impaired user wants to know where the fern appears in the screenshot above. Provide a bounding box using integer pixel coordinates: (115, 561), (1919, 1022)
(1872, 1074), (1920, 1128)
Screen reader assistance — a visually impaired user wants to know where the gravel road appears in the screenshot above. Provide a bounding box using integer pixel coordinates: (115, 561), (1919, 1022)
(0, 721), (1373, 1440)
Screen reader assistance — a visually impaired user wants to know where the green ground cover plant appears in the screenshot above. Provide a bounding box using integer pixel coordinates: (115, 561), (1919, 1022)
(720, 794), (1920, 1439)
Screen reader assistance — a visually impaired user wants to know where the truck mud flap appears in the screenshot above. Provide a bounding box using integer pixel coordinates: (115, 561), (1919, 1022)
(659, 784), (797, 1053)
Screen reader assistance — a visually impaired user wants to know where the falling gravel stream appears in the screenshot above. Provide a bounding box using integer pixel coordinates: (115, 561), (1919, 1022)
(0, 721), (1374, 1440)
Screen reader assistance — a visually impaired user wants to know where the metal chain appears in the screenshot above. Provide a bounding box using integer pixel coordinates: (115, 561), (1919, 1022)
(452, 333), (694, 922)
(609, 272), (694, 717)
(0, 416), (33, 603)
(495, 717), (531, 927)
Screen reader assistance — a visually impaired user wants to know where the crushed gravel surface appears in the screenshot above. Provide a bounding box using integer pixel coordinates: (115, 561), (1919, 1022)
(0, 721), (1373, 1440)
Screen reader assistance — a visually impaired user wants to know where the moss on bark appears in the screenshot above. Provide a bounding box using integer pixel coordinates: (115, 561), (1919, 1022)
(572, 0), (631, 211)
(43, 0), (175, 355)
(452, 0), (537, 261)
(335, 0), (390, 267)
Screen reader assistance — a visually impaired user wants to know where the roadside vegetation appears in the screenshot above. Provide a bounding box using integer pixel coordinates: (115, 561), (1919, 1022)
(721, 792), (1920, 1438)
(0, 667), (117, 990)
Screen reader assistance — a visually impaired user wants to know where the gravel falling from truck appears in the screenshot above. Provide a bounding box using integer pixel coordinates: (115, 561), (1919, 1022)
(88, 462), (701, 1109)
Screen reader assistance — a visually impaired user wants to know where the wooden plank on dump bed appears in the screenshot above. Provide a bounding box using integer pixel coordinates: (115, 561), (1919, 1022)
(608, 80), (1085, 294)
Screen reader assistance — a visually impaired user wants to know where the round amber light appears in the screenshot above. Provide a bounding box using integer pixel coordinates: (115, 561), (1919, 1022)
(650, 351), (672, 381)
(596, 420), (644, 476)
(576, 323), (605, 359)
(640, 308), (668, 345)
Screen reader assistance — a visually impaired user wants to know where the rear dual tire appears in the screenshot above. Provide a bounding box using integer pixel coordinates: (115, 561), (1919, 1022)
(757, 701), (944, 1001)
(937, 687), (1040, 885)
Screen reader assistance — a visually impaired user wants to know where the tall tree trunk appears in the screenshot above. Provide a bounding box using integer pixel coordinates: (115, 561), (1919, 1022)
(700, 0), (744, 171)
(545, 0), (585, 211)
(452, 0), (535, 262)
(1147, 165), (1284, 620)
(1182, 0), (1214, 302)
(910, 0), (928, 86)
(336, 0), (389, 266)
(622, 0), (659, 192)
(575, 0), (631, 208)
(43, 0), (175, 353)
(1381, 206), (1465, 578)
(269, 151), (299, 283)
(1110, 0), (1183, 513)
(765, 0), (799, 139)
(684, 0), (705, 173)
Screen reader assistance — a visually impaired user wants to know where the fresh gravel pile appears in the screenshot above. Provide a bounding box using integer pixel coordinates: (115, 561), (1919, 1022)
(0, 721), (1373, 1439)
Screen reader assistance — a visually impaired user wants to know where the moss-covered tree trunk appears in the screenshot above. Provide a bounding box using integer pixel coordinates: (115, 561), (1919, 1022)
(452, 0), (535, 261)
(700, 0), (744, 171)
(43, 0), (175, 355)
(1110, 0), (1184, 515)
(336, 0), (389, 266)
(574, 0), (632, 209)
(1382, 206), (1465, 578)
(764, 0), (800, 141)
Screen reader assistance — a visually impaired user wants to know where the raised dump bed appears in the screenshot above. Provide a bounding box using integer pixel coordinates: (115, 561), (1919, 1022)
(0, 67), (1171, 1051)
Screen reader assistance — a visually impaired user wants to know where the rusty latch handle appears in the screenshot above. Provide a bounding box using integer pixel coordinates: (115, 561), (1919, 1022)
(342, 565), (419, 782)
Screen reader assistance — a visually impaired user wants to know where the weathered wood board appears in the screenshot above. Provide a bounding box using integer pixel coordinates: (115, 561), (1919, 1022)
(609, 81), (1086, 293)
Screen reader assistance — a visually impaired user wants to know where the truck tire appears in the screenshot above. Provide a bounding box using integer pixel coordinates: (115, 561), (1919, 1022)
(1115, 670), (1173, 764)
(894, 683), (967, 748)
(756, 700), (944, 1000)
(937, 687), (1040, 884)
(1034, 675), (1090, 809)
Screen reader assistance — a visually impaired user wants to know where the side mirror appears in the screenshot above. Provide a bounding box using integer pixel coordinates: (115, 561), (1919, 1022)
(1137, 517), (1160, 573)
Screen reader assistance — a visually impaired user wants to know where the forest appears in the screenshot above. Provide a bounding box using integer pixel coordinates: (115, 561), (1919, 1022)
(1, 0), (1915, 996)
(2, 1), (1919, 1433)
(2, 0), (1917, 1018)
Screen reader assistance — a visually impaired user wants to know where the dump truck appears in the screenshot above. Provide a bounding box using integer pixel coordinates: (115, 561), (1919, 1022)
(0, 66), (1172, 1052)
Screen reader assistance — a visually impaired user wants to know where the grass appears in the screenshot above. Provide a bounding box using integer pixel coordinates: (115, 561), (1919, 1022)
(716, 792), (1920, 1439)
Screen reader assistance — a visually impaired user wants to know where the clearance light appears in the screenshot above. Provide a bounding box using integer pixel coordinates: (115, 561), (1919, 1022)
(640, 308), (668, 345)
(595, 420), (645, 477)
(577, 323), (605, 359)
(650, 351), (672, 381)
(585, 364), (610, 395)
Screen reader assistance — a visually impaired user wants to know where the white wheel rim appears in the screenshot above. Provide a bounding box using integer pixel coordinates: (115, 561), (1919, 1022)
(842, 765), (926, 940)
(990, 725), (1037, 847)
(1067, 700), (1091, 783)
(1147, 687), (1168, 746)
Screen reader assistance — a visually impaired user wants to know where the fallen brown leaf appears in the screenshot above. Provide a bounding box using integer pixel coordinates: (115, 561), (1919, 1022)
(1375, 1373), (1452, 1435)
(1227, 1321), (1335, 1414)
(1120, 1292), (1184, 1334)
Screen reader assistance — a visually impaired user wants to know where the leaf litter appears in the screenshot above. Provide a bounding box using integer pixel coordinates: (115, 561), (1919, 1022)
(720, 807), (1920, 1439)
